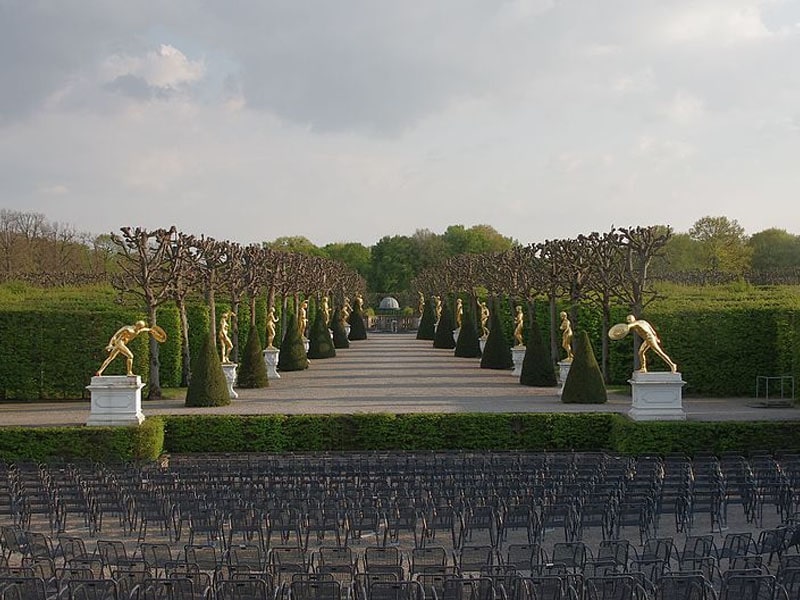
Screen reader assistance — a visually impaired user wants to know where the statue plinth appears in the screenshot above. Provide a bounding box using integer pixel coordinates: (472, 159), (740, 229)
(86, 375), (145, 426)
(511, 346), (526, 376)
(221, 363), (239, 399)
(628, 371), (686, 421)
(479, 337), (487, 353)
(557, 360), (572, 395)
(263, 347), (280, 379)
(453, 328), (461, 343)
(302, 337), (310, 355)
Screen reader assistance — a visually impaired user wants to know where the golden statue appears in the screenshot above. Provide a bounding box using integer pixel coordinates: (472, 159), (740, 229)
(608, 314), (678, 373)
(321, 296), (331, 326)
(513, 305), (525, 347)
(298, 300), (309, 337)
(266, 306), (279, 348)
(418, 291), (425, 317)
(96, 320), (166, 377)
(218, 310), (236, 363)
(479, 301), (490, 338)
(455, 298), (463, 329)
(433, 295), (442, 323)
(559, 311), (574, 362)
(342, 297), (352, 323)
(354, 292), (364, 311)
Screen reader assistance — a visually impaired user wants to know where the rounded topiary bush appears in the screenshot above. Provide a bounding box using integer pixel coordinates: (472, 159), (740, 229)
(561, 330), (607, 404)
(520, 308), (557, 386)
(185, 331), (231, 407)
(433, 297), (456, 350)
(480, 299), (513, 370)
(278, 312), (309, 372)
(307, 308), (336, 359)
(236, 325), (269, 388)
(454, 299), (481, 358)
(416, 296), (436, 340)
(331, 307), (350, 349)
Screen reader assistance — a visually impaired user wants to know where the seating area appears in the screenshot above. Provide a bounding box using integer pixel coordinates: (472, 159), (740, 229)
(2, 451), (800, 599)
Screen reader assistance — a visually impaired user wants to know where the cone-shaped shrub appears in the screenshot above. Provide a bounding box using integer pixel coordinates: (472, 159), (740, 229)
(480, 299), (513, 370)
(433, 297), (456, 349)
(185, 331), (231, 407)
(278, 312), (309, 371)
(416, 296), (436, 340)
(561, 330), (607, 403)
(348, 306), (368, 341)
(520, 308), (557, 386)
(307, 308), (336, 359)
(331, 307), (350, 349)
(454, 299), (481, 358)
(236, 326), (269, 388)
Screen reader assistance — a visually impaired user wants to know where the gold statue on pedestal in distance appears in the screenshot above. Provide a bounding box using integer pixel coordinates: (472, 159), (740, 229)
(266, 306), (279, 348)
(479, 301), (490, 338)
(513, 305), (525, 347)
(560, 311), (574, 362)
(218, 311), (236, 363)
(96, 320), (166, 376)
(455, 298), (463, 329)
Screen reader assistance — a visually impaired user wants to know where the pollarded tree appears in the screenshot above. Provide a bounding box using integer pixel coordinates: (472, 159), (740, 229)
(166, 231), (201, 387)
(561, 331), (607, 404)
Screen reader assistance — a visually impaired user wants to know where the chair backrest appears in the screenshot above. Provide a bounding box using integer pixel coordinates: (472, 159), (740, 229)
(655, 574), (712, 600)
(66, 579), (119, 600)
(290, 579), (342, 600)
(368, 581), (424, 600)
(216, 578), (270, 600)
(720, 574), (778, 600)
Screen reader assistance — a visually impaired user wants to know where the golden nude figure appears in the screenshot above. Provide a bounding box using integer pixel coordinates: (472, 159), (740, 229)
(479, 301), (490, 338)
(513, 305), (525, 347)
(96, 320), (165, 376)
(298, 300), (309, 337)
(560, 311), (574, 362)
(218, 310), (236, 363)
(455, 298), (463, 329)
(608, 315), (678, 373)
(266, 306), (279, 348)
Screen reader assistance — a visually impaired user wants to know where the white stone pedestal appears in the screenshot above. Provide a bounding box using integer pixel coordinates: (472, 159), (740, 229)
(86, 376), (145, 426)
(303, 337), (310, 354)
(344, 325), (351, 338)
(221, 363), (239, 399)
(453, 328), (461, 343)
(263, 347), (280, 379)
(628, 371), (686, 421)
(479, 337), (487, 353)
(511, 346), (526, 376)
(558, 360), (572, 395)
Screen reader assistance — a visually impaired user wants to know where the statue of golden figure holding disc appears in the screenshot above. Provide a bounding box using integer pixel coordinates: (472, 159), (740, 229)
(608, 314), (677, 373)
(96, 320), (166, 377)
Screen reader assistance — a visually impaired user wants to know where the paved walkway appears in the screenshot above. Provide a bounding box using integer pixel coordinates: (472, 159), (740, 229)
(1, 333), (798, 426)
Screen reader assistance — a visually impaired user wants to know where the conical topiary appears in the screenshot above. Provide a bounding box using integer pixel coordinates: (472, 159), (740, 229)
(307, 308), (336, 359)
(416, 296), (436, 340)
(278, 312), (309, 371)
(480, 298), (513, 370)
(520, 307), (557, 386)
(331, 307), (350, 349)
(348, 305), (367, 341)
(561, 330), (607, 403)
(185, 330), (231, 406)
(454, 299), (481, 358)
(433, 297), (456, 349)
(236, 326), (269, 388)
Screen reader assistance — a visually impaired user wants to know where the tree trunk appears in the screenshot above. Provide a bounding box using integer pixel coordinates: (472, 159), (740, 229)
(147, 304), (162, 399)
(549, 294), (558, 364)
(231, 299), (240, 364)
(178, 298), (191, 387)
(601, 299), (611, 383)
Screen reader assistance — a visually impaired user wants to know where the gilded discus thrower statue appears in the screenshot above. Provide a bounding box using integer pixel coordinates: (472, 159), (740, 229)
(513, 305), (525, 346)
(96, 320), (166, 376)
(609, 314), (678, 373)
(218, 310), (236, 363)
(559, 311), (574, 362)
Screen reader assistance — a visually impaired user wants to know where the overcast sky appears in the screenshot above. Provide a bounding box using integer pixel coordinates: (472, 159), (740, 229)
(1, 0), (799, 247)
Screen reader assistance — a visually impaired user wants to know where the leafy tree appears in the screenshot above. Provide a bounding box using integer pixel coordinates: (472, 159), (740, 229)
(265, 236), (326, 257)
(277, 312), (309, 371)
(688, 215), (751, 275)
(561, 331), (607, 404)
(323, 242), (371, 277)
(369, 235), (416, 292)
(748, 228), (800, 272)
(185, 331), (231, 407)
(411, 229), (450, 272)
(659, 233), (706, 273)
(237, 326), (269, 388)
(442, 224), (515, 255)
(307, 307), (336, 359)
(520, 308), (557, 386)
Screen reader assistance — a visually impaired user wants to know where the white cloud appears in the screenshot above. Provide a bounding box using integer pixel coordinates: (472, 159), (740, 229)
(102, 44), (205, 90)
(660, 2), (773, 45)
(37, 184), (69, 195)
(661, 91), (705, 124)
